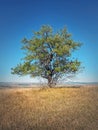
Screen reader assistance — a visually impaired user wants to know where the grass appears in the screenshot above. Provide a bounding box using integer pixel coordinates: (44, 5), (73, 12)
(0, 86), (98, 130)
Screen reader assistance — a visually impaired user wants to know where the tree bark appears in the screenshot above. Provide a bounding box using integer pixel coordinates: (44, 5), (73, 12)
(48, 76), (53, 88)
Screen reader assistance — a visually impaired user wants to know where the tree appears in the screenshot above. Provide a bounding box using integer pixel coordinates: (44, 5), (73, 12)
(11, 25), (82, 87)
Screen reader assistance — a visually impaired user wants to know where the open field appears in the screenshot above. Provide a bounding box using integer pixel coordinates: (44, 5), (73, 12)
(0, 86), (98, 130)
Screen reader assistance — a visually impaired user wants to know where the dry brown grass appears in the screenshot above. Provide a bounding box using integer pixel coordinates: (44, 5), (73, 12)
(0, 86), (98, 130)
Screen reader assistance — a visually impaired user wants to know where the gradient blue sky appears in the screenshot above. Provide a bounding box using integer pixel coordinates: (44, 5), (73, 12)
(0, 0), (98, 83)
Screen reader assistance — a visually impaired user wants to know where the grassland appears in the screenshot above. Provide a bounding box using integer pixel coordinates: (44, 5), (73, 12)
(0, 86), (98, 130)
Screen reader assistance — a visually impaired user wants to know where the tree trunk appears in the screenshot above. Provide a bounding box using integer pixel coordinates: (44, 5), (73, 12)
(48, 76), (53, 88)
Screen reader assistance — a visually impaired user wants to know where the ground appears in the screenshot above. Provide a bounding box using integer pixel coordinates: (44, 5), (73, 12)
(0, 85), (98, 130)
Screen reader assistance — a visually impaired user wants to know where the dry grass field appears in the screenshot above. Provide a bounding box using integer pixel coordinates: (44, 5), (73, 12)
(0, 86), (98, 130)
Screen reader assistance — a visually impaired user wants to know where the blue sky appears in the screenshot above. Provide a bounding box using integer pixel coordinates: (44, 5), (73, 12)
(0, 0), (98, 82)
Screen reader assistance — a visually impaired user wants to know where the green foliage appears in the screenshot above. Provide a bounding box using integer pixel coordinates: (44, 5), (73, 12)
(11, 25), (82, 87)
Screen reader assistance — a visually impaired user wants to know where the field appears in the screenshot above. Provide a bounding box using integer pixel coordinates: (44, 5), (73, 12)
(0, 86), (98, 130)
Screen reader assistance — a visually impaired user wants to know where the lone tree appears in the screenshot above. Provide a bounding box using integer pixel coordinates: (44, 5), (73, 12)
(11, 25), (82, 87)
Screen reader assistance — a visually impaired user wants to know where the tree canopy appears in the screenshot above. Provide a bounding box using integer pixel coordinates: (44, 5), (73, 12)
(11, 25), (82, 87)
